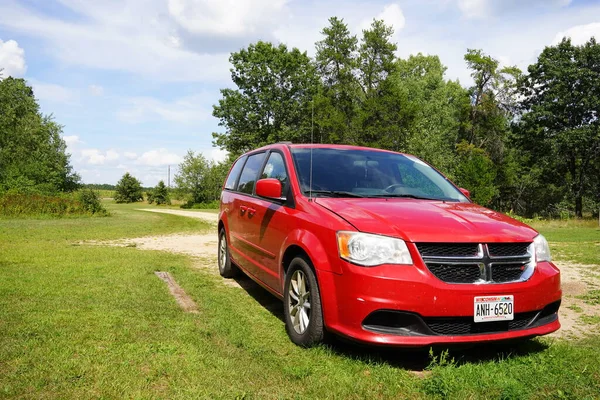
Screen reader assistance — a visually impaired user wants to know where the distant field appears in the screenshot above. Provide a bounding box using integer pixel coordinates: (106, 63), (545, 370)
(1, 208), (599, 399)
(96, 189), (115, 198)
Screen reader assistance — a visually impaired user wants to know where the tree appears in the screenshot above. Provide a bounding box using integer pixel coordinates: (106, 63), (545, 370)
(152, 180), (170, 205)
(395, 54), (470, 176)
(519, 38), (600, 217)
(212, 42), (320, 155)
(0, 77), (80, 194)
(313, 17), (359, 143)
(354, 20), (410, 150)
(174, 151), (210, 204)
(454, 141), (498, 205)
(114, 173), (143, 203)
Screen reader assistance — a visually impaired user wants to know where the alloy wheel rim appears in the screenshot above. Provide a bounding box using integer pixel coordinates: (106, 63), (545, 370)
(218, 234), (227, 272)
(288, 270), (311, 334)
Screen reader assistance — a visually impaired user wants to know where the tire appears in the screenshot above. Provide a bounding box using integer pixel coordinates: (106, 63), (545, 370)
(283, 256), (326, 347)
(218, 228), (237, 278)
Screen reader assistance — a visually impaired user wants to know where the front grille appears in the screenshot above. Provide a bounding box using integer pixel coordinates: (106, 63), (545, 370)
(416, 242), (533, 284)
(491, 263), (526, 283)
(427, 263), (481, 283)
(416, 243), (479, 258)
(488, 243), (530, 257)
(426, 311), (539, 335)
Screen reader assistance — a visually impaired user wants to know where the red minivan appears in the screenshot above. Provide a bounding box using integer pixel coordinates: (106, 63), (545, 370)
(218, 144), (561, 347)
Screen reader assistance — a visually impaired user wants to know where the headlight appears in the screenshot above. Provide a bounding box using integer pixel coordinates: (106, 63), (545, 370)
(337, 231), (413, 266)
(533, 234), (551, 262)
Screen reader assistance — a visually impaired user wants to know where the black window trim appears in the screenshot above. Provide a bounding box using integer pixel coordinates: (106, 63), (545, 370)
(224, 148), (295, 208)
(256, 149), (295, 208)
(224, 155), (248, 192)
(234, 151), (267, 196)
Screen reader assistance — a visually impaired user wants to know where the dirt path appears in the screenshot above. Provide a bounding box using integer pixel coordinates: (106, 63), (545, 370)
(137, 208), (218, 224)
(90, 210), (600, 340)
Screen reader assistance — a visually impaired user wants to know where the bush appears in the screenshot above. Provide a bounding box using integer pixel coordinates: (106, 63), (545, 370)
(180, 200), (219, 209)
(114, 173), (143, 203)
(152, 181), (170, 205)
(0, 193), (108, 217)
(77, 189), (108, 215)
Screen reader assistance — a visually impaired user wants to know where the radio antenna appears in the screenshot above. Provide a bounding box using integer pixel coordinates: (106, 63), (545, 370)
(309, 100), (314, 201)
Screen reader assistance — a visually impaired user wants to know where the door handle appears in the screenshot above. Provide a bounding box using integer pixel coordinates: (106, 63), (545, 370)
(247, 207), (256, 217)
(240, 205), (247, 215)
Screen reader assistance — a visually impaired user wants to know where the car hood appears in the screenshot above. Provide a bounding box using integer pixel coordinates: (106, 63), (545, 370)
(314, 198), (537, 243)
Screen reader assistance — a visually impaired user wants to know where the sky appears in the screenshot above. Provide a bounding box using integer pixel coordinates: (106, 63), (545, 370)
(1, 0), (600, 186)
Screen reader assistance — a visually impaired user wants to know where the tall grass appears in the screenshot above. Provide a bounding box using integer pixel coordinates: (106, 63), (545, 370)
(0, 191), (107, 218)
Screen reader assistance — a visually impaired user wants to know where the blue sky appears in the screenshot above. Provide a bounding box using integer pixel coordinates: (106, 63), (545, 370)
(1, 0), (600, 186)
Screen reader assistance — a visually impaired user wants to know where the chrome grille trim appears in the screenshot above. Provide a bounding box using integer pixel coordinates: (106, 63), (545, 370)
(416, 242), (535, 284)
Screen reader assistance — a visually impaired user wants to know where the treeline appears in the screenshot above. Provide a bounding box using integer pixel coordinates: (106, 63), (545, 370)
(212, 17), (600, 218)
(0, 77), (80, 195)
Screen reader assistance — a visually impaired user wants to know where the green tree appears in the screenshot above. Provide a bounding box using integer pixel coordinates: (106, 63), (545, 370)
(354, 19), (409, 150)
(0, 77), (80, 194)
(174, 151), (210, 204)
(114, 173), (143, 203)
(395, 54), (470, 176)
(519, 38), (600, 217)
(152, 180), (170, 205)
(212, 42), (319, 155)
(454, 141), (498, 205)
(313, 17), (359, 143)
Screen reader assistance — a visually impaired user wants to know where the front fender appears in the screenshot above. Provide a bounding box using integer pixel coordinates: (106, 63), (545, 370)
(278, 229), (342, 277)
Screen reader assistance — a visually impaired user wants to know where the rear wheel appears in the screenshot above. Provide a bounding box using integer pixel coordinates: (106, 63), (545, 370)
(283, 256), (325, 347)
(218, 228), (237, 278)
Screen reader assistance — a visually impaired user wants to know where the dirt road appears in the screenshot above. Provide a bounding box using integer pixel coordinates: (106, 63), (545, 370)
(108, 208), (600, 339)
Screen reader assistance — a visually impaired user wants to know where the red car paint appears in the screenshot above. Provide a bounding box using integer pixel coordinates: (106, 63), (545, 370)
(219, 143), (561, 346)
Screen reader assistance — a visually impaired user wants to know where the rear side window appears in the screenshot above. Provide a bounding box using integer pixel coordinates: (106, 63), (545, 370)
(237, 153), (265, 194)
(224, 156), (246, 190)
(261, 152), (288, 188)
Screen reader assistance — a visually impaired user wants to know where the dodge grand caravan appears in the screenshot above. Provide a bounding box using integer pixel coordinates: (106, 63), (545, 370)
(218, 143), (561, 347)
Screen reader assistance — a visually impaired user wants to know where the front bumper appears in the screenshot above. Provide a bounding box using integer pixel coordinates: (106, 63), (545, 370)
(316, 259), (561, 347)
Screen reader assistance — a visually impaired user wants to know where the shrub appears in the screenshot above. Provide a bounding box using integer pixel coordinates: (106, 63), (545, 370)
(152, 181), (170, 205)
(114, 173), (143, 203)
(77, 189), (108, 215)
(180, 200), (219, 209)
(0, 193), (108, 217)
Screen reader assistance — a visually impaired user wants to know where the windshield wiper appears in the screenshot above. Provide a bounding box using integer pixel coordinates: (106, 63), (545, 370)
(367, 193), (440, 200)
(304, 190), (365, 198)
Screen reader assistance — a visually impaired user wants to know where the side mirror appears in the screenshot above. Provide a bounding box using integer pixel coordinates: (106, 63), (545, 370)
(459, 188), (471, 198)
(256, 178), (284, 200)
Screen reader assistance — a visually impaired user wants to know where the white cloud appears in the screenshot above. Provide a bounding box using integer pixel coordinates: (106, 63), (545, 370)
(361, 4), (406, 34)
(62, 135), (82, 147)
(553, 22), (600, 45)
(457, 0), (572, 19)
(106, 149), (120, 162)
(457, 0), (488, 19)
(0, 38), (26, 77)
(30, 81), (79, 104)
(168, 0), (289, 36)
(123, 152), (138, 160)
(88, 84), (104, 96)
(135, 148), (182, 166)
(118, 94), (211, 124)
(80, 148), (120, 165)
(0, 1), (231, 83)
(206, 147), (228, 163)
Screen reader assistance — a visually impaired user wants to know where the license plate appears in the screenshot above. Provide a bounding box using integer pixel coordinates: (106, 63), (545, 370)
(474, 295), (514, 322)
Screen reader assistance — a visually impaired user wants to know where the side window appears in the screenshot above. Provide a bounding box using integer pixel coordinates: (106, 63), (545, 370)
(261, 152), (288, 188)
(237, 153), (265, 195)
(224, 156), (247, 190)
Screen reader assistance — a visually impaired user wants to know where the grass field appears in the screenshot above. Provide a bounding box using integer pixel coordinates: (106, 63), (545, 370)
(1, 204), (599, 399)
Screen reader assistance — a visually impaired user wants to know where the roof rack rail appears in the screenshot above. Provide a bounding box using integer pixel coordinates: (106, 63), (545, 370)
(277, 141), (293, 144)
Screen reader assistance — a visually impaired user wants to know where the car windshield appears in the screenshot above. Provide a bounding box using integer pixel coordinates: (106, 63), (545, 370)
(291, 148), (469, 202)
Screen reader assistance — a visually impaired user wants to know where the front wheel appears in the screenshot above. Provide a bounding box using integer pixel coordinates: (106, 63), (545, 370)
(283, 256), (326, 347)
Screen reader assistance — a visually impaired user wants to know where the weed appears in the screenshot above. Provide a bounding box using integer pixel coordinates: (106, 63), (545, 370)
(577, 290), (600, 306)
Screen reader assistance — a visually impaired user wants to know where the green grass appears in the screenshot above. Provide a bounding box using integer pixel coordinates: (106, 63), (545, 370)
(1, 211), (600, 399)
(530, 219), (600, 266)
